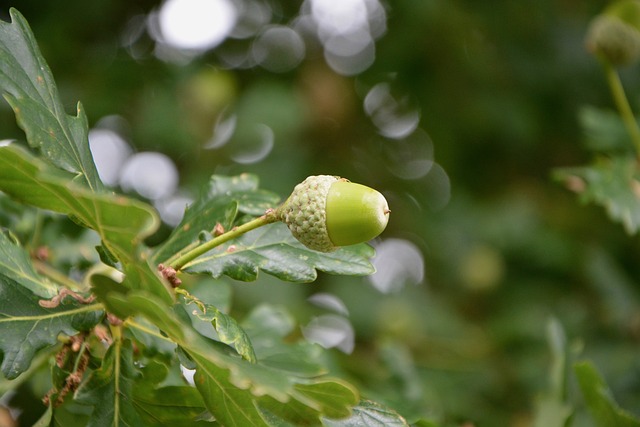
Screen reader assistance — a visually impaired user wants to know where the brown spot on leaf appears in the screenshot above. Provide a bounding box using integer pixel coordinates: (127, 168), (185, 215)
(213, 222), (225, 236)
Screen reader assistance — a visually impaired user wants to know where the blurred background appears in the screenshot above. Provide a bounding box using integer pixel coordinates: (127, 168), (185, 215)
(2, 0), (640, 425)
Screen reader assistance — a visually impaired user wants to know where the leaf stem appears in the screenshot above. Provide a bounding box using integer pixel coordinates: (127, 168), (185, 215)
(169, 210), (279, 271)
(603, 61), (640, 157)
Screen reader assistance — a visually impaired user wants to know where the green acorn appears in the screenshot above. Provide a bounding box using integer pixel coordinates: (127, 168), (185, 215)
(276, 175), (390, 252)
(586, 0), (640, 66)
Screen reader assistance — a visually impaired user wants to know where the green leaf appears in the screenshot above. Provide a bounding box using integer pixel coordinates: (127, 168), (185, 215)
(193, 356), (271, 427)
(294, 380), (359, 419)
(0, 275), (103, 379)
(104, 290), (360, 425)
(180, 288), (257, 363)
(127, 315), (178, 357)
(208, 174), (282, 216)
(104, 291), (274, 426)
(183, 222), (375, 282)
(0, 145), (156, 256)
(75, 339), (144, 426)
(257, 394), (320, 426)
(0, 229), (57, 298)
(153, 173), (280, 264)
(554, 155), (640, 234)
(321, 400), (410, 427)
(134, 385), (210, 427)
(0, 8), (102, 191)
(202, 306), (257, 363)
(574, 361), (640, 427)
(0, 144), (172, 303)
(131, 360), (209, 426)
(152, 196), (237, 267)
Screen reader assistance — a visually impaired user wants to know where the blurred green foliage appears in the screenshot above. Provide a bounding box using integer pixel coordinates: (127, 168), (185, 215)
(2, 0), (640, 425)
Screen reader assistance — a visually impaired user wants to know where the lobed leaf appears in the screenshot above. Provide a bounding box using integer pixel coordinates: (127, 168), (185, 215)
(0, 9), (172, 305)
(183, 222), (375, 283)
(554, 155), (640, 234)
(574, 361), (640, 427)
(0, 144), (172, 303)
(0, 8), (102, 191)
(103, 290), (360, 425)
(0, 274), (103, 379)
(321, 400), (411, 427)
(75, 339), (144, 426)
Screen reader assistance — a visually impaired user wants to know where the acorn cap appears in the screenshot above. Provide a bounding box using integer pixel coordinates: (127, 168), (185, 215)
(276, 175), (390, 252)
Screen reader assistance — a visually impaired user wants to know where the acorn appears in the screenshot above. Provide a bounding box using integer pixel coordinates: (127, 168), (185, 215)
(276, 175), (390, 252)
(586, 0), (640, 66)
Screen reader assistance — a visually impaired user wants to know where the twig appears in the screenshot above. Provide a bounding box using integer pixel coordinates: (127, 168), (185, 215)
(169, 209), (279, 271)
(603, 60), (640, 158)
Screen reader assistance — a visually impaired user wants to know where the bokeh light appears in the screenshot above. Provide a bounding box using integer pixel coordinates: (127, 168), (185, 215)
(310, 0), (369, 38)
(119, 152), (179, 200)
(155, 193), (193, 226)
(324, 34), (375, 76)
(308, 293), (349, 316)
(88, 127), (132, 187)
(229, 123), (274, 164)
(156, 0), (237, 51)
(364, 83), (421, 139)
(369, 238), (425, 293)
(420, 163), (451, 211)
(302, 314), (355, 354)
(252, 26), (305, 73)
(205, 110), (237, 149)
(230, 0), (272, 39)
(300, 0), (386, 75)
(384, 129), (434, 180)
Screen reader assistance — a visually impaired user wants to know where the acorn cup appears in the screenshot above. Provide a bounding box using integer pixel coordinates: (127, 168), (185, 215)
(275, 175), (390, 252)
